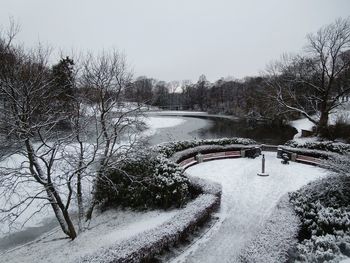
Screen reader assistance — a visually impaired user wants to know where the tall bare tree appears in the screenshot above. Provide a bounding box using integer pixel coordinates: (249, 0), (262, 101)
(0, 45), (145, 239)
(268, 18), (350, 134)
(0, 43), (78, 239)
(80, 51), (144, 221)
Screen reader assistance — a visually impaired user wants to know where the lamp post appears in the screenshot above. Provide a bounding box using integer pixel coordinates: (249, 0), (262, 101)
(257, 154), (269, 176)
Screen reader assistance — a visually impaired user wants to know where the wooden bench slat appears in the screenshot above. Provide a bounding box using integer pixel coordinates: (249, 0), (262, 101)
(296, 155), (320, 165)
(178, 151), (242, 168)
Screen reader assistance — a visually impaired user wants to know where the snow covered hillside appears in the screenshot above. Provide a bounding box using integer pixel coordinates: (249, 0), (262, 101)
(0, 209), (177, 263)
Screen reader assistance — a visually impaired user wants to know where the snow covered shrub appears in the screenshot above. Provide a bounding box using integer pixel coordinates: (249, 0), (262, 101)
(326, 153), (350, 176)
(94, 138), (254, 211)
(95, 137), (255, 211)
(289, 175), (350, 262)
(285, 140), (350, 154)
(95, 153), (190, 209)
(155, 137), (256, 158)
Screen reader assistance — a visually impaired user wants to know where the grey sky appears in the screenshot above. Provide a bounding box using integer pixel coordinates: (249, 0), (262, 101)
(0, 0), (349, 82)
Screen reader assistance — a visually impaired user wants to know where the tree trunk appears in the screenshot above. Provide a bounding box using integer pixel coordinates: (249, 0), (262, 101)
(47, 184), (77, 240)
(25, 139), (77, 240)
(76, 139), (85, 232)
(77, 172), (84, 232)
(85, 198), (96, 221)
(86, 108), (110, 221)
(85, 168), (104, 221)
(317, 109), (329, 136)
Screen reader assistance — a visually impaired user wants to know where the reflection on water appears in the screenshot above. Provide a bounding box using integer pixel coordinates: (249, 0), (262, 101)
(195, 117), (297, 145)
(150, 115), (297, 145)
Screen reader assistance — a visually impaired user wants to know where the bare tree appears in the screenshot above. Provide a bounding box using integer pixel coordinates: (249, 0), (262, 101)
(0, 17), (20, 52)
(80, 51), (144, 221)
(0, 43), (78, 239)
(268, 18), (350, 134)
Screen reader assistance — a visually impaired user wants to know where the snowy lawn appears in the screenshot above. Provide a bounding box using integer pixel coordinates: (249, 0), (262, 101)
(0, 208), (177, 263)
(173, 152), (328, 263)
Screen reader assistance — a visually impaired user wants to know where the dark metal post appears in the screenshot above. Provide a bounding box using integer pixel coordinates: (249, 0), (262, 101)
(258, 154), (269, 176)
(262, 154), (265, 173)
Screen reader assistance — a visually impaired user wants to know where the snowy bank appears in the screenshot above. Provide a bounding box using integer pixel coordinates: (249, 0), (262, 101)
(0, 209), (177, 263)
(290, 118), (315, 138)
(0, 176), (220, 263)
(0, 115), (187, 239)
(290, 107), (350, 139)
(0, 138), (225, 263)
(79, 177), (221, 263)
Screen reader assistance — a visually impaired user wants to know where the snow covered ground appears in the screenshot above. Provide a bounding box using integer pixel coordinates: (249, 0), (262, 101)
(0, 115), (187, 247)
(172, 152), (328, 263)
(290, 117), (315, 138)
(290, 104), (350, 139)
(0, 209), (177, 263)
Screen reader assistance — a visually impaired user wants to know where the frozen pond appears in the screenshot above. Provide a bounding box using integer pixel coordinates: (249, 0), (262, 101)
(147, 113), (296, 145)
(173, 152), (328, 263)
(147, 116), (210, 144)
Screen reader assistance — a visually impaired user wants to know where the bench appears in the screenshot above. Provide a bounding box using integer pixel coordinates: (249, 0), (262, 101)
(179, 157), (197, 169)
(202, 151), (241, 161)
(178, 150), (241, 169)
(295, 154), (320, 166)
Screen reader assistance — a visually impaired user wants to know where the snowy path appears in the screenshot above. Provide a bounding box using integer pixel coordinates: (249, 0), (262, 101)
(173, 152), (327, 263)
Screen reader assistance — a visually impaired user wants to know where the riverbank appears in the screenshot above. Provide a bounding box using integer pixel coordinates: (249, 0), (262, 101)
(0, 115), (191, 252)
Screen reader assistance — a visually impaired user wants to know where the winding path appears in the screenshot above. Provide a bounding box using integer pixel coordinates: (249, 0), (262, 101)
(172, 152), (327, 263)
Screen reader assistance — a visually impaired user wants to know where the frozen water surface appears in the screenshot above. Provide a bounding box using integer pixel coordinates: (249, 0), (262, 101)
(174, 152), (328, 263)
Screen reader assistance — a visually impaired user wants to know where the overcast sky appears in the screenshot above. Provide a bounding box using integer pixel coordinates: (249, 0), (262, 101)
(0, 0), (349, 82)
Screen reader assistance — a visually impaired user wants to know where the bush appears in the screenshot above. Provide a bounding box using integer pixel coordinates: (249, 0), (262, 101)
(154, 137), (256, 158)
(289, 175), (350, 262)
(285, 140), (350, 154)
(95, 153), (190, 209)
(328, 123), (350, 143)
(95, 137), (256, 210)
